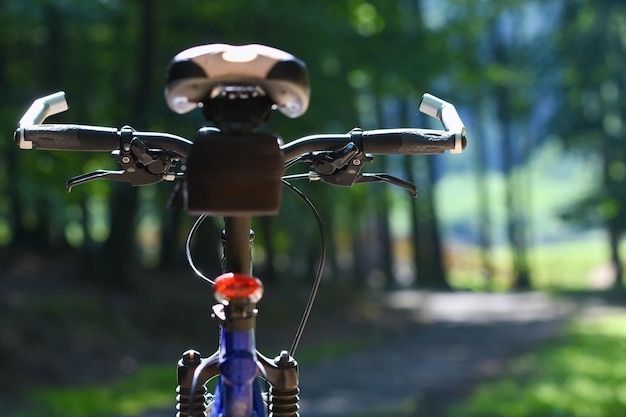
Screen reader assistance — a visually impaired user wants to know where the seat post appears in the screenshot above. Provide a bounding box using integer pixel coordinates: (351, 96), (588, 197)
(222, 216), (254, 274)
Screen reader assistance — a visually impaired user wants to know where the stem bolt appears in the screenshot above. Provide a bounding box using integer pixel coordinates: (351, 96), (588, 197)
(182, 349), (202, 366)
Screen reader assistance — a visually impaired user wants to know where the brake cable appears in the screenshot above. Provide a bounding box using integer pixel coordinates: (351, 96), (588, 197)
(186, 214), (215, 285)
(281, 178), (327, 357)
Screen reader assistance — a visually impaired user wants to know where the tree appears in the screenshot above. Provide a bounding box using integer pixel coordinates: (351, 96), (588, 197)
(443, 0), (560, 289)
(555, 0), (626, 289)
(489, 26), (532, 289)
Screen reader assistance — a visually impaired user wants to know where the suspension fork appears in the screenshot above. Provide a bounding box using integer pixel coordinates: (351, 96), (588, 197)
(176, 216), (300, 417)
(177, 349), (300, 417)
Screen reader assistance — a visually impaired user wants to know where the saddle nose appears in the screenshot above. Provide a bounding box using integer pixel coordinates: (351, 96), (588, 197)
(165, 43), (310, 119)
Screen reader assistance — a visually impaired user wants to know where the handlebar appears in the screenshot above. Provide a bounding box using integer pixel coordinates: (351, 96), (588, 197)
(16, 124), (120, 152)
(281, 128), (463, 161)
(15, 91), (466, 160)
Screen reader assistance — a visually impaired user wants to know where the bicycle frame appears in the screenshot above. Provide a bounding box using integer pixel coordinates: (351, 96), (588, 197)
(176, 216), (300, 417)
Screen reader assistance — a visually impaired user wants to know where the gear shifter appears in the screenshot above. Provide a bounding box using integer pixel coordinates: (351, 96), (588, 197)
(305, 142), (418, 195)
(66, 128), (177, 191)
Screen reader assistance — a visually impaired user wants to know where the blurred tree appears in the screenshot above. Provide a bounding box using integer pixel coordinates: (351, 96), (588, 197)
(555, 0), (626, 289)
(95, 0), (155, 287)
(0, 0), (493, 291)
(445, 0), (558, 289)
(489, 23), (532, 290)
(344, 0), (452, 289)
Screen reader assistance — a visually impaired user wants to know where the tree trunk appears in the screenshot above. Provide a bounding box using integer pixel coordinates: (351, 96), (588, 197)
(350, 198), (367, 288)
(158, 206), (185, 269)
(98, 186), (139, 286)
(608, 224), (623, 290)
(320, 197), (340, 283)
(97, 0), (155, 287)
(373, 95), (399, 289)
(491, 32), (531, 290)
(417, 157), (449, 289)
(257, 217), (278, 285)
(475, 110), (495, 288)
(402, 154), (449, 289)
(376, 190), (394, 289)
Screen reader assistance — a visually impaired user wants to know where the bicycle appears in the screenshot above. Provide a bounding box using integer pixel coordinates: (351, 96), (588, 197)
(14, 43), (467, 417)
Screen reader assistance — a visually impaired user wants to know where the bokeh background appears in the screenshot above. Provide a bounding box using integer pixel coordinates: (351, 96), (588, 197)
(2, 1), (626, 416)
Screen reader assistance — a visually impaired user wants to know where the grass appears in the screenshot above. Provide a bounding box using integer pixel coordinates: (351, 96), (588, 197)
(449, 313), (626, 417)
(15, 365), (174, 417)
(446, 234), (618, 291)
(527, 238), (611, 290)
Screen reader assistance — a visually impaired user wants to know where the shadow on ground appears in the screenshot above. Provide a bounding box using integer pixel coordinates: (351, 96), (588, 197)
(300, 291), (570, 417)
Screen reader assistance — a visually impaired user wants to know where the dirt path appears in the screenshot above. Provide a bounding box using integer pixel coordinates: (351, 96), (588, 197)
(298, 291), (571, 417)
(139, 291), (623, 417)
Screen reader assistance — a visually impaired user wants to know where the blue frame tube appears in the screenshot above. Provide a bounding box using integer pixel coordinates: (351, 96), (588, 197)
(211, 327), (266, 417)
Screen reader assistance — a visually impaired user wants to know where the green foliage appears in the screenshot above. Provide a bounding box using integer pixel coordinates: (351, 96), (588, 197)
(4, 0), (624, 289)
(451, 313), (626, 417)
(555, 1), (626, 235)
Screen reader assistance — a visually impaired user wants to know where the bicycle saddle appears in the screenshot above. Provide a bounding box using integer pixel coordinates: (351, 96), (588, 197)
(165, 43), (310, 118)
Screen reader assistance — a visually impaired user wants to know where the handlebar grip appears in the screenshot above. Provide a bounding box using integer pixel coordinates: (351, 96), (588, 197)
(361, 128), (465, 155)
(15, 125), (120, 151)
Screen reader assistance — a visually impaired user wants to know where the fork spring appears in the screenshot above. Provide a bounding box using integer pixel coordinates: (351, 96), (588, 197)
(268, 386), (300, 417)
(176, 385), (209, 417)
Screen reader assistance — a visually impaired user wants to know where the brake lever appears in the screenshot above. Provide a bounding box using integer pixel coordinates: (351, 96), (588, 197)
(355, 174), (418, 197)
(66, 169), (176, 192)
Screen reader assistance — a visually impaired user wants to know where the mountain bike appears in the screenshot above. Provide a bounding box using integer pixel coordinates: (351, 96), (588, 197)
(14, 43), (467, 417)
